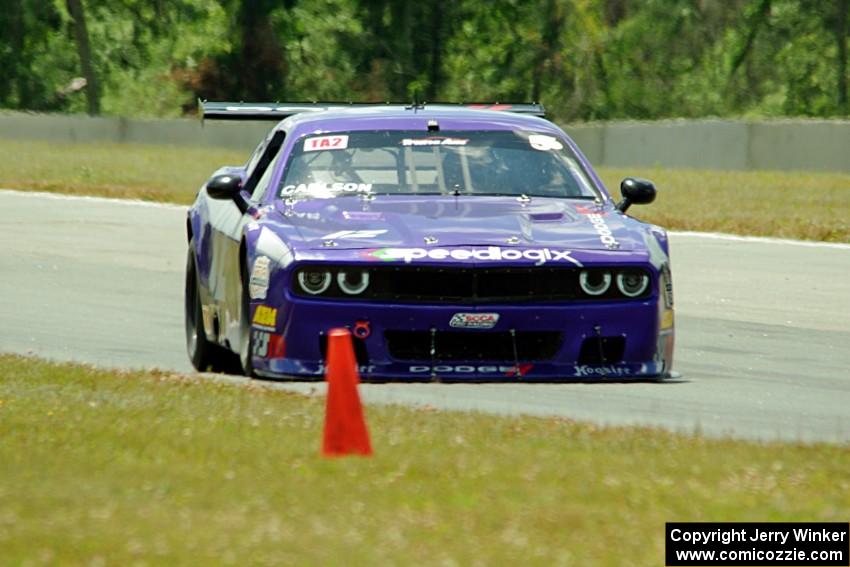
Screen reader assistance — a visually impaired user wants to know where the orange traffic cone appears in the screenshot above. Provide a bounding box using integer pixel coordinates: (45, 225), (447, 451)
(322, 328), (373, 457)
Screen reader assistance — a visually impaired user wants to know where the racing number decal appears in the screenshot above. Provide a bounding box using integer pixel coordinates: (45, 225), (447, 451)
(251, 331), (286, 359)
(252, 331), (270, 357)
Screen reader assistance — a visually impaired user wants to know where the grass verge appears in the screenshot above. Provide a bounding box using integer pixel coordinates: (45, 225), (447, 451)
(1, 355), (848, 565)
(1, 139), (849, 242)
(0, 139), (245, 204)
(598, 167), (850, 243)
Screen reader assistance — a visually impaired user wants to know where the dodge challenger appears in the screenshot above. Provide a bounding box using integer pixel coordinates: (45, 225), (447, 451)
(185, 102), (675, 380)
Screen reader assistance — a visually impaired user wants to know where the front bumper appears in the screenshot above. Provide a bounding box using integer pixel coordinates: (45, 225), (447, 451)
(250, 296), (674, 381)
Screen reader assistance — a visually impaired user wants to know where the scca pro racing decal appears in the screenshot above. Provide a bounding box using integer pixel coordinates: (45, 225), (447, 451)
(449, 313), (500, 329)
(361, 246), (582, 266)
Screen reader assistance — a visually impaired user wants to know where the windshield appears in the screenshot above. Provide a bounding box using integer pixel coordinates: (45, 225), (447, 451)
(278, 130), (600, 200)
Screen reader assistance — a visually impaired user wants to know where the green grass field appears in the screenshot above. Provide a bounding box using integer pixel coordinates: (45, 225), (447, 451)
(0, 139), (241, 204)
(1, 355), (848, 565)
(1, 139), (849, 242)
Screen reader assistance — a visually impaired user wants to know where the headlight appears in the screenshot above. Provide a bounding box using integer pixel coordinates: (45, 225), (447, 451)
(297, 270), (332, 295)
(337, 270), (370, 295)
(616, 270), (649, 297)
(579, 270), (612, 296)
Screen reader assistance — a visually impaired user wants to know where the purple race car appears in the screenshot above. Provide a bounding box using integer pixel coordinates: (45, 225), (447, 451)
(185, 101), (675, 381)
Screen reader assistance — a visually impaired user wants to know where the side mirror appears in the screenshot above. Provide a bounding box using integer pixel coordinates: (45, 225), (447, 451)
(616, 177), (656, 213)
(206, 174), (243, 200)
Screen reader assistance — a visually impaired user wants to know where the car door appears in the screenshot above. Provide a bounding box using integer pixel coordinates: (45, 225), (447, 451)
(207, 129), (287, 349)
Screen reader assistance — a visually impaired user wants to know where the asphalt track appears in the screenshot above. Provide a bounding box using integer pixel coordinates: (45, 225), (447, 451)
(2, 189), (849, 443)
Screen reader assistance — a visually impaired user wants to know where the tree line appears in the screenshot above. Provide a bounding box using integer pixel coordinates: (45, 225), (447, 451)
(1, 0), (848, 122)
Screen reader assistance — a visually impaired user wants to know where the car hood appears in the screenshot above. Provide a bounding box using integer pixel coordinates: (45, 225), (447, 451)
(263, 196), (643, 253)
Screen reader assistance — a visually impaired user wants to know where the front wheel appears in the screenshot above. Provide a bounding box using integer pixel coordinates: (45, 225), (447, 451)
(238, 253), (255, 377)
(185, 245), (237, 373)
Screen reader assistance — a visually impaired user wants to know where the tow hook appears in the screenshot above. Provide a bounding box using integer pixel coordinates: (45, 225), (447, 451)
(353, 320), (371, 340)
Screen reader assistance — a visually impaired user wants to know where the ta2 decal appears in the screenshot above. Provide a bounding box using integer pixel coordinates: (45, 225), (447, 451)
(303, 135), (348, 152)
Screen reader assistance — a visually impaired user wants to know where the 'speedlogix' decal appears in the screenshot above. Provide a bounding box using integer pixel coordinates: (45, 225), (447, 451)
(361, 246), (582, 266)
(303, 135), (348, 152)
(249, 256), (271, 299)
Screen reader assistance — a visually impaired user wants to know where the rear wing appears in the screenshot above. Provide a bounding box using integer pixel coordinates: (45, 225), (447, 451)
(199, 100), (546, 122)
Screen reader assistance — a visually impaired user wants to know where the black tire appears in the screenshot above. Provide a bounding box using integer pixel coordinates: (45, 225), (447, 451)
(238, 252), (255, 377)
(185, 245), (236, 373)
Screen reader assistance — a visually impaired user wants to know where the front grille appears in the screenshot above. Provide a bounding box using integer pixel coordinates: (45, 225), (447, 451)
(577, 336), (625, 364)
(319, 334), (370, 365)
(293, 265), (651, 302)
(385, 330), (563, 361)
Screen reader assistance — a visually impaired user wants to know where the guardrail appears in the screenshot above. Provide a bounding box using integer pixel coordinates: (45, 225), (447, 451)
(2, 111), (849, 172)
(567, 119), (850, 173)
